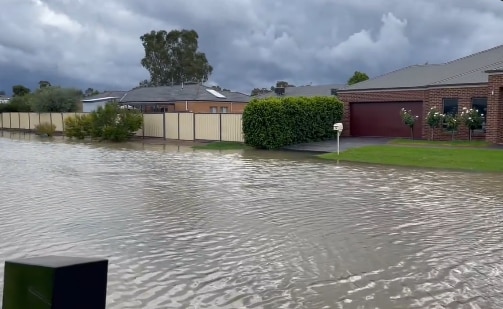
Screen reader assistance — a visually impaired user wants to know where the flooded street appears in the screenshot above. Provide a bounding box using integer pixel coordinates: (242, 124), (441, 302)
(1, 132), (503, 308)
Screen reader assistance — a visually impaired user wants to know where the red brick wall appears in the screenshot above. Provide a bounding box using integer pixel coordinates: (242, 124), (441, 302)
(424, 86), (487, 141)
(339, 85), (492, 141)
(173, 101), (247, 113)
(486, 74), (503, 143)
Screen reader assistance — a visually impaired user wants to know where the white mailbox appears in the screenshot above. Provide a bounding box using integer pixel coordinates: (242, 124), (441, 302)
(333, 123), (343, 132)
(333, 123), (343, 155)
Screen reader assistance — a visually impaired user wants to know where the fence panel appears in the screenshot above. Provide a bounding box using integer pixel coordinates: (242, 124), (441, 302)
(165, 113), (179, 139)
(143, 114), (164, 138)
(29, 113), (40, 130)
(0, 113), (2, 128)
(50, 113), (64, 132)
(39, 114), (51, 129)
(19, 113), (30, 130)
(195, 114), (220, 141)
(10, 113), (20, 129)
(178, 113), (194, 140)
(1, 113), (9, 129)
(221, 114), (244, 142)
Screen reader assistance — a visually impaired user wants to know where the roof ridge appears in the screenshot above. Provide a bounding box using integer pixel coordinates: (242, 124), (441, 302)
(339, 65), (428, 90)
(443, 44), (503, 65)
(430, 60), (503, 85)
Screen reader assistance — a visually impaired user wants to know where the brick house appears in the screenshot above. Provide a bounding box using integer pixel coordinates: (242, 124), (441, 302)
(338, 45), (503, 143)
(119, 83), (250, 114)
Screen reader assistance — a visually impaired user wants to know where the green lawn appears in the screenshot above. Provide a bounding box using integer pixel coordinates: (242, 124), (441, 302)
(319, 145), (503, 172)
(389, 139), (491, 148)
(193, 141), (250, 150)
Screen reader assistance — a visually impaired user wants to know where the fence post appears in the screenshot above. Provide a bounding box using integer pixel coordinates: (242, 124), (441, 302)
(28, 113), (31, 131)
(9, 112), (11, 129)
(18, 112), (20, 129)
(163, 112), (166, 140)
(219, 113), (222, 141)
(193, 113), (196, 141)
(142, 114), (145, 139)
(61, 112), (64, 134)
(177, 113), (180, 140)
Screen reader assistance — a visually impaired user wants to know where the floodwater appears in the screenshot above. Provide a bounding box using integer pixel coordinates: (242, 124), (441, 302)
(1, 132), (503, 308)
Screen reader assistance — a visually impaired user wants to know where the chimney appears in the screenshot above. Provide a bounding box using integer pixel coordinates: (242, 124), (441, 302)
(274, 87), (285, 95)
(330, 88), (338, 96)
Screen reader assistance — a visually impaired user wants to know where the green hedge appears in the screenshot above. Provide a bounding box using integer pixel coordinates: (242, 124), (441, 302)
(242, 96), (344, 149)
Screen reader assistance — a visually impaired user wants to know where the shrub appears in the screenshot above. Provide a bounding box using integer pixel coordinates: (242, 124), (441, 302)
(242, 96), (344, 149)
(0, 96), (33, 113)
(460, 107), (484, 141)
(31, 87), (81, 112)
(444, 114), (460, 141)
(399, 108), (419, 140)
(64, 114), (93, 139)
(35, 122), (56, 137)
(64, 103), (143, 142)
(426, 106), (445, 140)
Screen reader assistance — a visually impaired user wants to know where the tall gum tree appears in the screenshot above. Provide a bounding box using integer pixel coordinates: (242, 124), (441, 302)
(140, 29), (213, 86)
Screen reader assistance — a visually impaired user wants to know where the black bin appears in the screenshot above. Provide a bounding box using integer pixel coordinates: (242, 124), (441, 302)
(2, 255), (108, 309)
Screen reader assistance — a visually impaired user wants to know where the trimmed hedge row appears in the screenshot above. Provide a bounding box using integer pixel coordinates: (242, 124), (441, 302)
(242, 96), (344, 149)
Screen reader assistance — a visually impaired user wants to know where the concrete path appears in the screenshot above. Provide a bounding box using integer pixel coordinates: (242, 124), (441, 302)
(283, 137), (391, 153)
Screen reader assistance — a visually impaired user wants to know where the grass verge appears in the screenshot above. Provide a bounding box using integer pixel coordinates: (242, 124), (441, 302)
(193, 141), (250, 150)
(319, 145), (503, 172)
(389, 139), (491, 148)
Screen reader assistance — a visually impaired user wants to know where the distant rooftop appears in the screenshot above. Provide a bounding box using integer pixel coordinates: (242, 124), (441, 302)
(339, 44), (503, 92)
(120, 84), (250, 103)
(255, 83), (345, 99)
(81, 91), (127, 102)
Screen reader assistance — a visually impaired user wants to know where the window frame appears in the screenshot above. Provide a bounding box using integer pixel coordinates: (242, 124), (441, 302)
(471, 97), (487, 133)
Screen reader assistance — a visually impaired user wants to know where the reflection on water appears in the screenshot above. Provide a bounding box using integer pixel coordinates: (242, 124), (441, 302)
(1, 131), (503, 308)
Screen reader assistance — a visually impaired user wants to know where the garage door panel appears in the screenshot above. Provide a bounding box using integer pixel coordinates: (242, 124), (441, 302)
(350, 102), (423, 138)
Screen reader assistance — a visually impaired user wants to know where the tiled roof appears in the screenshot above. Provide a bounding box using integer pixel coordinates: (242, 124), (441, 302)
(120, 84), (250, 103)
(339, 44), (503, 91)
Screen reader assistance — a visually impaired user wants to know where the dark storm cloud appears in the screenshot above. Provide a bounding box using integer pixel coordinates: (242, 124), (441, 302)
(1, 0), (502, 95)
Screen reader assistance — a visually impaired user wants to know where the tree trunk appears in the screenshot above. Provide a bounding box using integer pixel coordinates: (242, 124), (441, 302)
(469, 129), (472, 142)
(410, 126), (414, 140)
(430, 127), (434, 141)
(451, 130), (455, 141)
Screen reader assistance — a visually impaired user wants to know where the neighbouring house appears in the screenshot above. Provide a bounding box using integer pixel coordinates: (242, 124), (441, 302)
(338, 44), (503, 143)
(119, 83), (250, 113)
(255, 83), (345, 99)
(0, 95), (10, 104)
(80, 91), (128, 112)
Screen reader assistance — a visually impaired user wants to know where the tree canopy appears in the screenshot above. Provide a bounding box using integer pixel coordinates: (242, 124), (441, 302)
(12, 85), (31, 97)
(347, 71), (369, 85)
(31, 87), (81, 112)
(140, 29), (213, 86)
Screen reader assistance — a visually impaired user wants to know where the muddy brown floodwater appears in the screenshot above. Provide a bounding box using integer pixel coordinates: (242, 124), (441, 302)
(1, 132), (503, 308)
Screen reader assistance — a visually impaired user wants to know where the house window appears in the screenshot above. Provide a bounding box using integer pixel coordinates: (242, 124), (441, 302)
(442, 98), (458, 115)
(210, 106), (218, 113)
(472, 97), (487, 132)
(220, 106), (229, 113)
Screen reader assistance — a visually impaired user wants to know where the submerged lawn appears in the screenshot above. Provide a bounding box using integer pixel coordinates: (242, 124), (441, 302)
(389, 139), (491, 148)
(193, 141), (250, 150)
(319, 145), (503, 172)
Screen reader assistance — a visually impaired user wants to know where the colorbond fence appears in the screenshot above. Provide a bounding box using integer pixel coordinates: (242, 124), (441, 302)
(0, 112), (244, 142)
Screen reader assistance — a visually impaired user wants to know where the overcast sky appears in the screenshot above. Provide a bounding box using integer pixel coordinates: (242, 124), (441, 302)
(1, 0), (503, 95)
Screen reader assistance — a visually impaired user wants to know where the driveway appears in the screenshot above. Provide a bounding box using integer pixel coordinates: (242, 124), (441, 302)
(283, 137), (391, 153)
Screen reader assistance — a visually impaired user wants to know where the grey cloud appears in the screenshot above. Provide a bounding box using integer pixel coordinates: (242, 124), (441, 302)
(1, 0), (503, 95)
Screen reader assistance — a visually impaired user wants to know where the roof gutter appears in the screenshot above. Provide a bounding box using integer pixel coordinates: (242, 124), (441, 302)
(337, 82), (487, 93)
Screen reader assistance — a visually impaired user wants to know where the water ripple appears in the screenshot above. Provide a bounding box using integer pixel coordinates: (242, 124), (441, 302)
(1, 132), (503, 308)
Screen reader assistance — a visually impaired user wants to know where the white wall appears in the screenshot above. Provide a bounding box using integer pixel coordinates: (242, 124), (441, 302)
(82, 100), (109, 113)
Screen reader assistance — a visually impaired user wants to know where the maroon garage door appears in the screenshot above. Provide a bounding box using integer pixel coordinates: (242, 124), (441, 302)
(350, 101), (423, 139)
